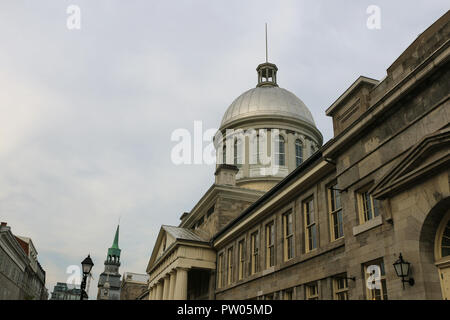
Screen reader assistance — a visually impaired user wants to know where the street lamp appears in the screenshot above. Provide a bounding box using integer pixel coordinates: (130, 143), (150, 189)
(393, 253), (414, 289)
(80, 254), (94, 300)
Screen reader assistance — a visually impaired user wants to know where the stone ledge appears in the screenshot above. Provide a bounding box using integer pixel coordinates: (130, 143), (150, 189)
(352, 215), (382, 236)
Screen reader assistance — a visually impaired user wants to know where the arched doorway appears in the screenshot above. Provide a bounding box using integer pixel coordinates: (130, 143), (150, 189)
(435, 209), (450, 299)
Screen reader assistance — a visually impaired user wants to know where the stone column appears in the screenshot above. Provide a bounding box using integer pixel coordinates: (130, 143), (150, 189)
(163, 275), (170, 300)
(151, 285), (156, 300)
(148, 286), (153, 300)
(173, 268), (189, 300)
(169, 270), (176, 300)
(156, 281), (163, 300)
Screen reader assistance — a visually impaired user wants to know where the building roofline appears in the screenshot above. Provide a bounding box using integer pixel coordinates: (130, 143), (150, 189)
(325, 76), (379, 116)
(212, 148), (326, 243)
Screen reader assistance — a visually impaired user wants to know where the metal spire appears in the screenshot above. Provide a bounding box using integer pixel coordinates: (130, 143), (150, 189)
(265, 23), (268, 63)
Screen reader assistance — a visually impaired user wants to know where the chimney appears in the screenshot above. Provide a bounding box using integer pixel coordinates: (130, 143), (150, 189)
(214, 164), (239, 186)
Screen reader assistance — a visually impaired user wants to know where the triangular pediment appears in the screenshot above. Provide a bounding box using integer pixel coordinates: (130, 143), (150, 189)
(371, 127), (450, 199)
(146, 227), (176, 272)
(146, 225), (210, 273)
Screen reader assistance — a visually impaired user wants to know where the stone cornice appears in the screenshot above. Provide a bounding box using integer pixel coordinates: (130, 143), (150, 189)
(323, 39), (450, 159)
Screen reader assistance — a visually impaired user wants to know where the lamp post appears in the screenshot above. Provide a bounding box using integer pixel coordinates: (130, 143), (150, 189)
(80, 254), (94, 300)
(393, 253), (414, 289)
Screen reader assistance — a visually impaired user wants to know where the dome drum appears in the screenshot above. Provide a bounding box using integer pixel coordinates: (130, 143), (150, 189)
(215, 61), (323, 192)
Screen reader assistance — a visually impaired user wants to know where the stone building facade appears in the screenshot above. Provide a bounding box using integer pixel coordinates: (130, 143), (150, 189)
(146, 11), (450, 300)
(120, 272), (149, 300)
(0, 222), (47, 300)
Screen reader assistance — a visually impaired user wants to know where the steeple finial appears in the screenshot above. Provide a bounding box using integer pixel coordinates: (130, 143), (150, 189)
(256, 23), (278, 87)
(265, 22), (268, 63)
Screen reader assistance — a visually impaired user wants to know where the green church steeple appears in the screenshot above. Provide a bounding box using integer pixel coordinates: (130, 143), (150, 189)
(106, 225), (121, 264)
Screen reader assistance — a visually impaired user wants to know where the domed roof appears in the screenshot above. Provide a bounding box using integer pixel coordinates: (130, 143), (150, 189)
(220, 86), (315, 128)
(220, 62), (316, 129)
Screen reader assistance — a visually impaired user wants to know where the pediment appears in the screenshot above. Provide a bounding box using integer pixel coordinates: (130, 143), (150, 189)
(146, 225), (210, 273)
(371, 127), (450, 199)
(146, 227), (176, 272)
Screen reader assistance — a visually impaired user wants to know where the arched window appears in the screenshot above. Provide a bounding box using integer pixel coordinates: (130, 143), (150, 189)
(234, 138), (242, 167)
(222, 144), (226, 165)
(437, 212), (450, 259)
(295, 139), (303, 167)
(275, 135), (285, 166)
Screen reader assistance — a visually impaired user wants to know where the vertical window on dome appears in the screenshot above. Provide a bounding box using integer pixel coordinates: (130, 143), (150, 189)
(274, 135), (285, 166)
(222, 145), (226, 165)
(295, 139), (303, 167)
(256, 135), (260, 165)
(251, 135), (260, 165)
(234, 139), (243, 167)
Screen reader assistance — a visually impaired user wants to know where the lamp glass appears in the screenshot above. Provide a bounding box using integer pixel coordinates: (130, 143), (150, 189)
(393, 255), (410, 277)
(81, 255), (94, 274)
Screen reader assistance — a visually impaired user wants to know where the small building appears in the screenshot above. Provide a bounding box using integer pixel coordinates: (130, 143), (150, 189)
(50, 282), (81, 300)
(120, 272), (149, 300)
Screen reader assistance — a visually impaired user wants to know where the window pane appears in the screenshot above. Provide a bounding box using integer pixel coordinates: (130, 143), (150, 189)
(311, 225), (317, 249)
(337, 210), (344, 238)
(295, 140), (303, 167)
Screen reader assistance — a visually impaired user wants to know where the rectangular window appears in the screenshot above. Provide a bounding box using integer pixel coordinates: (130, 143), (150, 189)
(250, 231), (259, 275)
(227, 247), (234, 285)
(364, 259), (388, 300)
(333, 275), (349, 300)
(283, 211), (294, 261)
(284, 289), (293, 300)
(305, 282), (319, 300)
(218, 253), (224, 288)
(303, 198), (317, 252)
(328, 185), (344, 240)
(264, 294), (274, 300)
(265, 222), (275, 268)
(238, 240), (245, 280)
(358, 191), (380, 224)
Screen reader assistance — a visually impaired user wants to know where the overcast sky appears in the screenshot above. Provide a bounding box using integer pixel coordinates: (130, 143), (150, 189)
(0, 1), (448, 299)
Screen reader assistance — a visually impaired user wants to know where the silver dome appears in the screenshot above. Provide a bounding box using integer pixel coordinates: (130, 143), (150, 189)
(220, 86), (316, 129)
